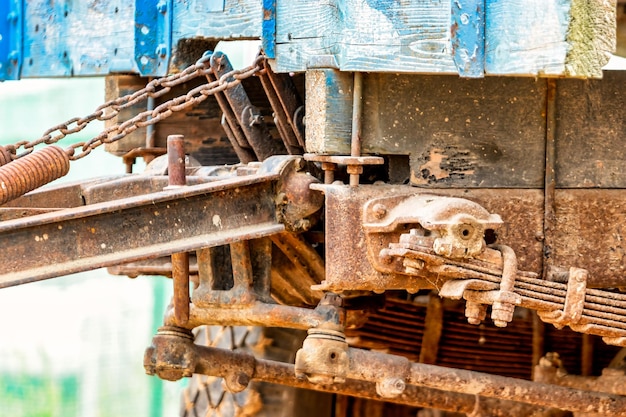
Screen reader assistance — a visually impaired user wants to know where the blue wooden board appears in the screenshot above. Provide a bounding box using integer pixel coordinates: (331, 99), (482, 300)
(0, 0), (615, 80)
(0, 0), (23, 80)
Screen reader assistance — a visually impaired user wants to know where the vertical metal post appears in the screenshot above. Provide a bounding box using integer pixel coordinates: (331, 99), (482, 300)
(167, 134), (190, 325)
(349, 72), (363, 187)
(543, 79), (557, 280)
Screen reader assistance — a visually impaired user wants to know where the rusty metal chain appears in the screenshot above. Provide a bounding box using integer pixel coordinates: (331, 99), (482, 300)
(3, 54), (265, 161)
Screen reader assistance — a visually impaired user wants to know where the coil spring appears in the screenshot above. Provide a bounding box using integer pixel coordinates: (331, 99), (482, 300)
(0, 145), (70, 206)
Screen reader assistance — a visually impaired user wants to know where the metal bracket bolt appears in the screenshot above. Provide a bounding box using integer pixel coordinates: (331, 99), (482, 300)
(465, 301), (487, 325)
(376, 377), (407, 398)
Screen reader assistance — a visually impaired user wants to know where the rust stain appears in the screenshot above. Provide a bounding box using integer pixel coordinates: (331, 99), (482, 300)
(413, 147), (476, 185)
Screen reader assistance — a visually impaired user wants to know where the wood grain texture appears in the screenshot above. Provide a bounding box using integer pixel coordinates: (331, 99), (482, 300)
(172, 0), (263, 42)
(485, 0), (615, 78)
(274, 0), (457, 74)
(555, 71), (626, 187)
(362, 74), (547, 188)
(22, 0), (135, 77)
(305, 69), (353, 154)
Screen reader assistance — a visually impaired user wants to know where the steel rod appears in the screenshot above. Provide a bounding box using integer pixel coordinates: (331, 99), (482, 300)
(168, 135), (191, 325)
(346, 348), (626, 416)
(193, 345), (554, 416)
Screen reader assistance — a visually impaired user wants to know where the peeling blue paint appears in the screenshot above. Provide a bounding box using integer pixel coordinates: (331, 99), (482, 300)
(451, 0), (485, 78)
(135, 0), (172, 77)
(0, 0), (23, 80)
(262, 0), (276, 58)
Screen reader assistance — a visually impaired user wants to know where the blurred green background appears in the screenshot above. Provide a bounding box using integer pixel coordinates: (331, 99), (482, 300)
(0, 78), (185, 417)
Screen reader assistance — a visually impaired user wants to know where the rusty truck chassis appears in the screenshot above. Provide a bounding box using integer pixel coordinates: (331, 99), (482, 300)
(1, 51), (626, 416)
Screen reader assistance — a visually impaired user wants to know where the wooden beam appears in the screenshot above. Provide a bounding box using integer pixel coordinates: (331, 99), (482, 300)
(486, 0), (616, 78)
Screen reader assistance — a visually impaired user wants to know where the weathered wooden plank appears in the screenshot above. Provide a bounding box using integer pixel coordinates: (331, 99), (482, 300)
(172, 0), (262, 42)
(485, 0), (615, 78)
(22, 0), (135, 77)
(553, 189), (626, 288)
(104, 75), (239, 166)
(305, 69), (354, 154)
(555, 71), (626, 187)
(306, 73), (548, 187)
(274, 0), (457, 74)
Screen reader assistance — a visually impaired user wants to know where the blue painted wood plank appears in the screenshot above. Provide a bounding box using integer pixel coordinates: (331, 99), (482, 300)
(274, 0), (458, 73)
(1, 0), (614, 79)
(0, 0), (23, 80)
(21, 0), (136, 78)
(171, 0), (262, 45)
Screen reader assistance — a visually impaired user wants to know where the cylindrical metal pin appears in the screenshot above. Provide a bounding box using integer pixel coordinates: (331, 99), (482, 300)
(167, 135), (190, 325)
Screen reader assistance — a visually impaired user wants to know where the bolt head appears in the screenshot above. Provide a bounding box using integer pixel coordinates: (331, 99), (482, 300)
(7, 51), (19, 63)
(372, 203), (387, 219)
(7, 12), (18, 24)
(155, 45), (168, 57)
(157, 1), (168, 13)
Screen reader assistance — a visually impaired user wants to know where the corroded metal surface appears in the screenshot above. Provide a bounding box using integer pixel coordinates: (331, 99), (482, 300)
(167, 134), (191, 325)
(0, 156), (323, 288)
(145, 330), (626, 416)
(0, 145), (70, 205)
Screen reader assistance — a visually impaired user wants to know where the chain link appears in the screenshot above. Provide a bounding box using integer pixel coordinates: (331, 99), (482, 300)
(5, 54), (265, 161)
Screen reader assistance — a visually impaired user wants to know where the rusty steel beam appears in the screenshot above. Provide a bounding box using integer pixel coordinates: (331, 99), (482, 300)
(191, 345), (556, 416)
(343, 349), (626, 415)
(0, 173), (283, 288)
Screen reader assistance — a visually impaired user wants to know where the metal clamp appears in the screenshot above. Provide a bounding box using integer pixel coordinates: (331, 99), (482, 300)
(538, 267), (588, 329)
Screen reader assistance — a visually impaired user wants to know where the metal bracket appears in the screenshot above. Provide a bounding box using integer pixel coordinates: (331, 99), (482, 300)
(134, 0), (172, 76)
(538, 267), (588, 329)
(451, 0), (485, 78)
(0, 0), (22, 80)
(262, 0), (276, 58)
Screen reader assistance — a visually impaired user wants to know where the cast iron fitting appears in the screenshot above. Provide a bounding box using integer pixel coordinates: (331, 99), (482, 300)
(295, 328), (349, 385)
(313, 293), (346, 331)
(144, 326), (197, 381)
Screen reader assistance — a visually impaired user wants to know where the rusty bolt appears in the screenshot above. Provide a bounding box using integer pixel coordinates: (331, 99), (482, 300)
(491, 291), (518, 327)
(465, 301), (487, 325)
(8, 51), (19, 63)
(376, 377), (406, 398)
(403, 258), (425, 275)
(372, 203), (387, 219)
(223, 372), (251, 393)
(320, 292), (343, 307)
(346, 165), (364, 175)
(433, 239), (453, 257)
(155, 44), (168, 58)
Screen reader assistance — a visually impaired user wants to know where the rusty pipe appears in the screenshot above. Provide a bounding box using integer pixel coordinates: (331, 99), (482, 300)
(163, 301), (330, 330)
(192, 345), (554, 416)
(345, 348), (626, 416)
(167, 135), (190, 325)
